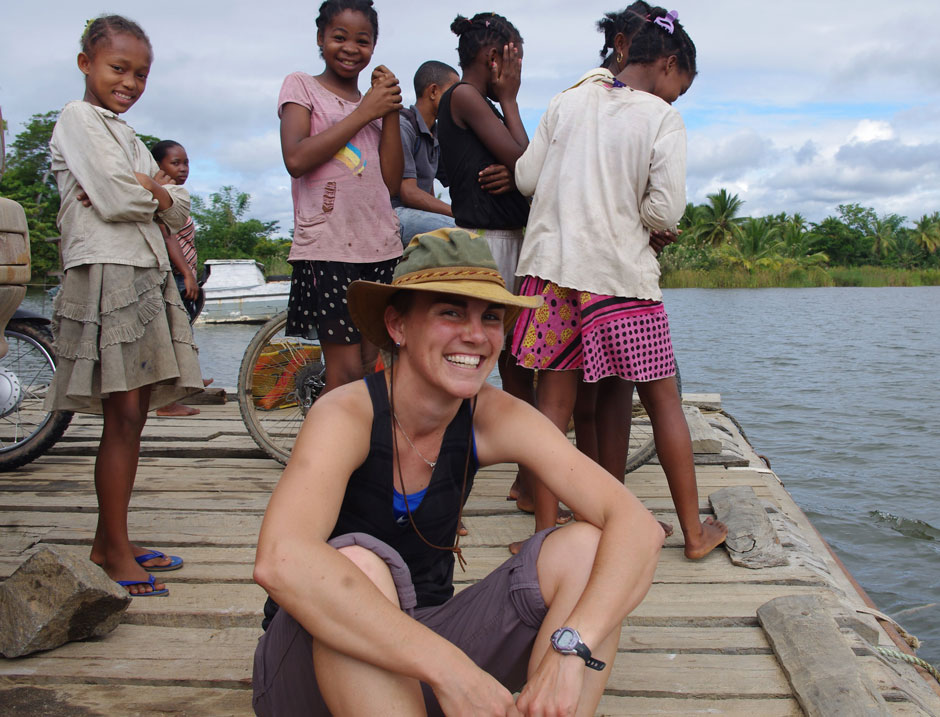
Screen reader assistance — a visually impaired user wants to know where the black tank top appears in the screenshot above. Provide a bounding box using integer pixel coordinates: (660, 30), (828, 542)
(262, 372), (477, 630)
(437, 82), (530, 230)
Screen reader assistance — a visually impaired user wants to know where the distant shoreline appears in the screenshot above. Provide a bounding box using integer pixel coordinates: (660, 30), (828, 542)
(661, 266), (940, 289)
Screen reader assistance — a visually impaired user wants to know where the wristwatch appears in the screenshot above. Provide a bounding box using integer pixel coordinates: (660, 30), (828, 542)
(550, 626), (606, 671)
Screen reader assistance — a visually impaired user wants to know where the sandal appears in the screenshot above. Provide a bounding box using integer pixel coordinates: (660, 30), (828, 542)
(117, 573), (169, 597)
(135, 550), (184, 572)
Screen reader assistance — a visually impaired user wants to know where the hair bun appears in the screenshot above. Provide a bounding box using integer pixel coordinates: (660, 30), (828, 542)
(451, 15), (473, 36)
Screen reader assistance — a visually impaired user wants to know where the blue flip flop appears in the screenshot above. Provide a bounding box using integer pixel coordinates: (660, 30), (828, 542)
(117, 573), (169, 597)
(135, 550), (184, 572)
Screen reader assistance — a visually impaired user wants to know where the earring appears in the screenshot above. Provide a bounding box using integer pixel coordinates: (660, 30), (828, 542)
(617, 52), (623, 64)
(395, 341), (401, 349)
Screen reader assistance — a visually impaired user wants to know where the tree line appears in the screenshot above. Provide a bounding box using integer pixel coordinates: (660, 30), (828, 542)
(0, 111), (290, 283)
(662, 189), (940, 286)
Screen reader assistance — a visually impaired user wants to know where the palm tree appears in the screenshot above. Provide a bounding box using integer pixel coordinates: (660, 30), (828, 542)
(777, 213), (829, 266)
(868, 217), (898, 259)
(912, 213), (940, 254)
(694, 189), (745, 247)
(719, 217), (781, 270)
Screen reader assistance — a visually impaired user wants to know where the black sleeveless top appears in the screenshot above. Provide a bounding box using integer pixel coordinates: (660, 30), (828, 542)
(437, 82), (530, 230)
(262, 372), (477, 630)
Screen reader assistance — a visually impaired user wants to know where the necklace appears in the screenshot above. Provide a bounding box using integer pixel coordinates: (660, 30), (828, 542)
(393, 412), (437, 469)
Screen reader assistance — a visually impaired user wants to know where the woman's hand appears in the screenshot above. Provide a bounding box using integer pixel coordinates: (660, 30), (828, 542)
(491, 42), (522, 105)
(478, 164), (514, 195)
(360, 65), (403, 121)
(515, 651), (585, 716)
(433, 665), (521, 717)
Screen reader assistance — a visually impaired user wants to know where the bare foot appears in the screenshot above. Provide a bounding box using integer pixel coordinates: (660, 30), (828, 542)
(156, 402), (199, 417)
(507, 476), (522, 501)
(684, 516), (728, 560)
(509, 540), (523, 555)
(458, 520), (468, 537)
(203, 378), (214, 387)
(658, 520), (674, 538)
(156, 402), (200, 417)
(92, 544), (175, 571)
(96, 555), (167, 595)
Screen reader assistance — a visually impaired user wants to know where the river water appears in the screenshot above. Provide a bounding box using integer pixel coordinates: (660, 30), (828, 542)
(24, 286), (940, 666)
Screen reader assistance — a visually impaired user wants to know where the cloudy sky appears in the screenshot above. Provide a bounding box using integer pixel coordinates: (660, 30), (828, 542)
(3, 0), (940, 238)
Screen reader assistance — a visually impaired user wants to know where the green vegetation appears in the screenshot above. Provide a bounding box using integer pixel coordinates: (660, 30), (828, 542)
(661, 191), (940, 288)
(0, 111), (290, 283)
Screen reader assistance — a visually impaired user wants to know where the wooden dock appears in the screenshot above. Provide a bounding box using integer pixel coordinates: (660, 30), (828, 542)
(2, 398), (939, 715)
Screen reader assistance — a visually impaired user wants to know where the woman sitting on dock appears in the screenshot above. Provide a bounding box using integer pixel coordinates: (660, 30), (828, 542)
(252, 229), (664, 716)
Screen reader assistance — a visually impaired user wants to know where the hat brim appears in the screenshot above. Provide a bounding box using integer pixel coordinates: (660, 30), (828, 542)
(348, 277), (543, 350)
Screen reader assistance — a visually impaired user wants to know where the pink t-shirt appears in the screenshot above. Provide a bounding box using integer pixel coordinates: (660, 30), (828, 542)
(278, 72), (401, 263)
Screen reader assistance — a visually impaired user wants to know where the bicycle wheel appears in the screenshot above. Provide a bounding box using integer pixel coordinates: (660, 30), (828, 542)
(624, 361), (682, 474)
(237, 311), (324, 464)
(0, 321), (73, 471)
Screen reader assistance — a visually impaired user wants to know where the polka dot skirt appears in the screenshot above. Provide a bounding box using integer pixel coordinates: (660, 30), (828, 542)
(510, 276), (676, 383)
(286, 258), (398, 344)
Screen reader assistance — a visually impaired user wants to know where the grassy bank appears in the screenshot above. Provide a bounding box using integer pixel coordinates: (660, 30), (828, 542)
(661, 266), (940, 289)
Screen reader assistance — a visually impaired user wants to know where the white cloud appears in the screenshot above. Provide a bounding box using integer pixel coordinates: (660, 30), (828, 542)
(848, 120), (894, 143)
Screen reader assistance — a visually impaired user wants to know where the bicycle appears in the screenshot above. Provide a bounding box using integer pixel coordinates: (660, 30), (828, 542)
(238, 310), (682, 471)
(237, 311), (324, 464)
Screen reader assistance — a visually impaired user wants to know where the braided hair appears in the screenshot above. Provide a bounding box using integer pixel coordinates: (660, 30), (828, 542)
(597, 2), (652, 69)
(315, 0), (379, 42)
(81, 15), (151, 59)
(450, 13), (522, 69)
(626, 6), (696, 75)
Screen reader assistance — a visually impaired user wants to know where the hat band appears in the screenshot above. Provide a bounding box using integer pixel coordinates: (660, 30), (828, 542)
(392, 266), (506, 289)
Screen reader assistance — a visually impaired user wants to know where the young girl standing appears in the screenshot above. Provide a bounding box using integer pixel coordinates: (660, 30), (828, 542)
(511, 6), (728, 558)
(436, 12), (532, 404)
(279, 0), (403, 395)
(151, 139), (213, 418)
(48, 15), (203, 595)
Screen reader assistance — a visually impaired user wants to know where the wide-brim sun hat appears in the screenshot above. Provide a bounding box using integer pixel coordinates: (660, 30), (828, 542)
(348, 228), (543, 350)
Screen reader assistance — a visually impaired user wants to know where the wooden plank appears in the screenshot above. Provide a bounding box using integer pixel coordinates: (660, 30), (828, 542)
(757, 594), (891, 716)
(0, 624), (258, 686)
(607, 653), (792, 697)
(683, 405), (723, 453)
(709, 485), (789, 568)
(597, 695), (802, 715)
(0, 510), (263, 547)
(0, 680), (253, 716)
(122, 584), (266, 628)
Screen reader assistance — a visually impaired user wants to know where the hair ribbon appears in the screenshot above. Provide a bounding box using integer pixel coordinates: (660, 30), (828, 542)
(653, 10), (678, 34)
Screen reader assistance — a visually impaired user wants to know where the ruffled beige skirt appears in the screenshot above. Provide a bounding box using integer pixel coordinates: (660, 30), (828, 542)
(45, 264), (204, 414)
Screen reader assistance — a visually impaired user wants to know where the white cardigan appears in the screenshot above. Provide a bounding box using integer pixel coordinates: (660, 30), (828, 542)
(50, 101), (190, 272)
(514, 68), (686, 301)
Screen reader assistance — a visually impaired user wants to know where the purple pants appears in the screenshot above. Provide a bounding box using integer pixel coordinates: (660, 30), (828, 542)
(252, 528), (557, 716)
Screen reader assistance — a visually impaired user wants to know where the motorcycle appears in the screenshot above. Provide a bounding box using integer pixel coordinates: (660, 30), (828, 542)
(0, 307), (72, 470)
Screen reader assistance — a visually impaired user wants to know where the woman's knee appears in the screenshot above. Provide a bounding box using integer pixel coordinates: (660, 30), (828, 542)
(536, 523), (602, 601)
(337, 545), (401, 607)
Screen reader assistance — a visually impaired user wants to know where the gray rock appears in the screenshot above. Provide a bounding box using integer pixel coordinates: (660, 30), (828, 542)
(0, 546), (130, 658)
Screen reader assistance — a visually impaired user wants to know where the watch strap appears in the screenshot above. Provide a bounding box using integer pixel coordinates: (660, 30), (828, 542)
(574, 642), (606, 671)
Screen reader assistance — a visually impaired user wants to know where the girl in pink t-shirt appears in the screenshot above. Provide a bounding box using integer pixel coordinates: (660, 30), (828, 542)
(278, 0), (403, 394)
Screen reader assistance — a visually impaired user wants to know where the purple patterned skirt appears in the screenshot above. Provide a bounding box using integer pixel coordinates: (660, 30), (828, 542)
(510, 276), (676, 383)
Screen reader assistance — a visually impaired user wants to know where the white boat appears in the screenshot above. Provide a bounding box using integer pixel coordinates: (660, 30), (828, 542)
(197, 260), (290, 323)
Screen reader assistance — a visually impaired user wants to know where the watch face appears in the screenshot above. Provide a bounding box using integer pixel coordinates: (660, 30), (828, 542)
(554, 627), (579, 650)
